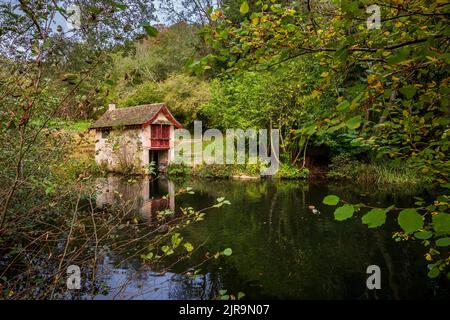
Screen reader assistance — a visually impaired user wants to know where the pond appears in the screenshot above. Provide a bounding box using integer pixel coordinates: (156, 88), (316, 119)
(88, 175), (448, 300)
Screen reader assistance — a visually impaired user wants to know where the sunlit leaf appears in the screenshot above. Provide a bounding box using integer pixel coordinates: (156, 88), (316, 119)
(334, 205), (355, 221)
(345, 116), (362, 130)
(184, 242), (194, 252)
(362, 208), (386, 228)
(336, 100), (350, 111)
(240, 1), (249, 14)
(323, 195), (340, 205)
(398, 209), (423, 234)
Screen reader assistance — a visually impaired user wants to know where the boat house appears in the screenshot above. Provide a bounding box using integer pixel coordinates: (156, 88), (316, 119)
(90, 103), (183, 174)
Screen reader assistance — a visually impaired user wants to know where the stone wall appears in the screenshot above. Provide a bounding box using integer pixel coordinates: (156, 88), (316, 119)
(95, 128), (145, 173)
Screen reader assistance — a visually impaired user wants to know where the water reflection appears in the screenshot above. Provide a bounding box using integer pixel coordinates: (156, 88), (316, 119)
(96, 175), (175, 221)
(91, 176), (448, 300)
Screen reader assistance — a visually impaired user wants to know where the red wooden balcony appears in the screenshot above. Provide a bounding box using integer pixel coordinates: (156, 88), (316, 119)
(150, 124), (170, 149)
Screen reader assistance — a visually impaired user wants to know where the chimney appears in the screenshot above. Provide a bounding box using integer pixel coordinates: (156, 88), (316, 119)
(108, 103), (116, 111)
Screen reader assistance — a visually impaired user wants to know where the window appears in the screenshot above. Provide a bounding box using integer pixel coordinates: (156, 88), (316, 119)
(150, 125), (170, 149)
(102, 130), (110, 139)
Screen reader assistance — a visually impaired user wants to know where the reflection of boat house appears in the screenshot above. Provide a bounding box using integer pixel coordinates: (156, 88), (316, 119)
(90, 103), (183, 173)
(142, 178), (176, 219)
(96, 176), (175, 221)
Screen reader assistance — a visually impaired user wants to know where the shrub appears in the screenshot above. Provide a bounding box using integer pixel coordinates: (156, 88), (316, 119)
(274, 163), (309, 179)
(63, 156), (106, 180)
(193, 163), (232, 178)
(168, 163), (191, 176)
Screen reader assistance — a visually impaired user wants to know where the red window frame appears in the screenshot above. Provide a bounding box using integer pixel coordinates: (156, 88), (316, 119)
(150, 124), (170, 149)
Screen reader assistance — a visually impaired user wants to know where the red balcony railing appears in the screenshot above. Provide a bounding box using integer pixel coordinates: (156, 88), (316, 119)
(150, 124), (170, 149)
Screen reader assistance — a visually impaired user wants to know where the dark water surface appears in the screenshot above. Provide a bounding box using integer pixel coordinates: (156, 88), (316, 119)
(91, 176), (448, 300)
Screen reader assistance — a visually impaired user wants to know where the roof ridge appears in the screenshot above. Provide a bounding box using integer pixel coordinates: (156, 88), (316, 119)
(111, 102), (165, 111)
(89, 102), (182, 130)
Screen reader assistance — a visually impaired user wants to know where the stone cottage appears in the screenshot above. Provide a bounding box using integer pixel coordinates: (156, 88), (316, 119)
(90, 103), (182, 173)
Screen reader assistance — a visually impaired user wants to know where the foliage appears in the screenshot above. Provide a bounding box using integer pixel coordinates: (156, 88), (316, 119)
(63, 156), (107, 180)
(168, 163), (191, 176)
(31, 118), (92, 132)
(194, 163), (233, 178)
(274, 163), (309, 180)
(159, 74), (211, 126)
(146, 160), (156, 176)
(200, 0), (450, 282)
(328, 153), (431, 185)
(106, 23), (211, 127)
(116, 81), (165, 107)
(203, 62), (334, 165)
(203, 0), (449, 181)
(106, 23), (203, 98)
(323, 191), (450, 279)
(118, 74), (211, 127)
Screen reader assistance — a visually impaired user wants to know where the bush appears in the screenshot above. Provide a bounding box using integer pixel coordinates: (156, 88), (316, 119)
(168, 163), (191, 176)
(274, 163), (309, 179)
(63, 156), (106, 180)
(193, 164), (232, 178)
(118, 81), (164, 107)
(116, 74), (210, 127)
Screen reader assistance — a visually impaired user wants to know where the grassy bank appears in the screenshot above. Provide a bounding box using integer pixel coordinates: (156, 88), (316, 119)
(168, 162), (309, 180)
(327, 154), (432, 186)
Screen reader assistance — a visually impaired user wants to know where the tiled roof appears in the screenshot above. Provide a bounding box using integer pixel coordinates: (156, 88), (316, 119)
(90, 103), (170, 129)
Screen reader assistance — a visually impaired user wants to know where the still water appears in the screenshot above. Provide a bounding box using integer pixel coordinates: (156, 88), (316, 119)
(90, 175), (448, 300)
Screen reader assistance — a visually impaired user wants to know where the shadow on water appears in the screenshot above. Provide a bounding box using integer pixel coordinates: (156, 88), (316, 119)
(91, 175), (448, 300)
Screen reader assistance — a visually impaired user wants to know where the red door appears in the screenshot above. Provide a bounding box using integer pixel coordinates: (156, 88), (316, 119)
(151, 124), (170, 149)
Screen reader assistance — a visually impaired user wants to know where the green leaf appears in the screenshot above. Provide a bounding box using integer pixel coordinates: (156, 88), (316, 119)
(345, 116), (362, 130)
(362, 208), (386, 228)
(436, 237), (450, 247)
(223, 248), (233, 256)
(304, 125), (317, 135)
(398, 209), (423, 234)
(399, 85), (416, 100)
(427, 266), (440, 279)
(108, 1), (127, 10)
(161, 245), (169, 253)
(184, 242), (194, 252)
(432, 213), (450, 233)
(387, 47), (410, 65)
(414, 231), (432, 240)
(237, 292), (246, 300)
(143, 252), (153, 260)
(171, 233), (182, 248)
(142, 24), (158, 37)
(240, 1), (249, 14)
(336, 100), (350, 111)
(334, 205), (355, 221)
(323, 195), (340, 205)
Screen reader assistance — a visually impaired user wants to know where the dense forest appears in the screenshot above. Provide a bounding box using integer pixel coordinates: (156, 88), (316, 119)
(0, 0), (449, 299)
